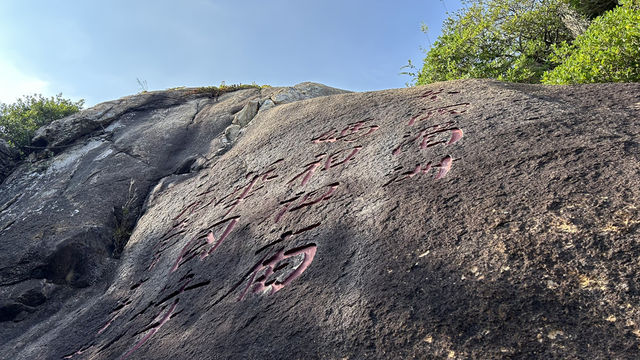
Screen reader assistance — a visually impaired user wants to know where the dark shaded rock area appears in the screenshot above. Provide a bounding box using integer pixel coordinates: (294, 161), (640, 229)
(1, 80), (639, 359)
(0, 139), (17, 185)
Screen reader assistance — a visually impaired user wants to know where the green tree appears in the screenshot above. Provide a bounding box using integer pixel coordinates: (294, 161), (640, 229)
(0, 93), (84, 153)
(542, 0), (640, 83)
(416, 0), (575, 85)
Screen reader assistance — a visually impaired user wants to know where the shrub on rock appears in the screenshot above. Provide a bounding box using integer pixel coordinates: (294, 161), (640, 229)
(542, 0), (640, 84)
(0, 93), (84, 154)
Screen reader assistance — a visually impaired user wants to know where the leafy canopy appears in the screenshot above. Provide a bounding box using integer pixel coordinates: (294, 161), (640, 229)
(413, 0), (640, 85)
(542, 0), (640, 83)
(416, 0), (574, 85)
(0, 94), (84, 153)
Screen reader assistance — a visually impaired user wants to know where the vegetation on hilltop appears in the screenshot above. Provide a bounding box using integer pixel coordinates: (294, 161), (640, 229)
(0, 94), (84, 155)
(543, 1), (640, 83)
(0, 81), (267, 159)
(409, 0), (639, 85)
(187, 82), (265, 98)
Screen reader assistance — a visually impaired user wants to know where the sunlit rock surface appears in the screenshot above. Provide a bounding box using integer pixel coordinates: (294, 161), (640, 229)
(1, 80), (639, 359)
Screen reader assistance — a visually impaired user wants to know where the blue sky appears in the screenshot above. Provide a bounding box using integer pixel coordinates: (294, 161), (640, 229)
(0, 1), (463, 106)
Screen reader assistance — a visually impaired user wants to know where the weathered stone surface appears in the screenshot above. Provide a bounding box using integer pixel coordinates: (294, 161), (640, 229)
(270, 82), (350, 104)
(0, 279), (54, 322)
(0, 139), (17, 184)
(224, 124), (242, 143)
(232, 100), (259, 127)
(0, 82), (348, 346)
(31, 88), (260, 151)
(258, 98), (276, 113)
(1, 80), (640, 359)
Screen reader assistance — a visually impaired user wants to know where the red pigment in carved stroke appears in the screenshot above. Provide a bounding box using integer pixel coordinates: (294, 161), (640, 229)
(200, 218), (239, 259)
(362, 125), (379, 136)
(170, 237), (200, 273)
(172, 200), (200, 221)
(224, 175), (260, 217)
(120, 300), (178, 360)
(96, 312), (120, 335)
(206, 231), (215, 244)
(312, 120), (379, 144)
(419, 128), (461, 149)
(274, 202), (292, 223)
(385, 161), (436, 186)
(405, 165), (422, 179)
(335, 146), (362, 166)
(420, 136), (442, 149)
(351, 121), (364, 132)
(63, 345), (94, 359)
(400, 163), (432, 182)
(336, 123), (376, 142)
(214, 187), (239, 207)
(301, 163), (321, 186)
(293, 146), (362, 186)
(97, 316), (116, 335)
(393, 124), (461, 155)
(435, 156), (453, 179)
(387, 157), (453, 183)
(289, 183), (339, 212)
(311, 129), (338, 144)
(147, 255), (161, 271)
(419, 88), (444, 100)
(323, 154), (333, 170)
(324, 146), (362, 170)
(275, 184), (339, 223)
(392, 144), (403, 156)
(288, 155), (325, 187)
(238, 244), (317, 301)
(219, 161), (284, 215)
(407, 103), (469, 126)
(447, 128), (463, 145)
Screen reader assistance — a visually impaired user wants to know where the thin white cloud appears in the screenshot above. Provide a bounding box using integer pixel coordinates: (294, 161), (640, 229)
(0, 59), (50, 104)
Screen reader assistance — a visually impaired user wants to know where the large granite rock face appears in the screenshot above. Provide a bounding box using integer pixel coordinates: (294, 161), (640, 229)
(0, 83), (346, 324)
(1, 80), (639, 359)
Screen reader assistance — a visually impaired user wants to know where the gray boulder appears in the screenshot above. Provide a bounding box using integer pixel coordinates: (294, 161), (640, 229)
(224, 124), (242, 143)
(231, 100), (259, 127)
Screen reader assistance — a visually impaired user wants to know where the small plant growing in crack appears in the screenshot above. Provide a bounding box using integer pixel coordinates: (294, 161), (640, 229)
(136, 77), (148, 93)
(112, 179), (139, 258)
